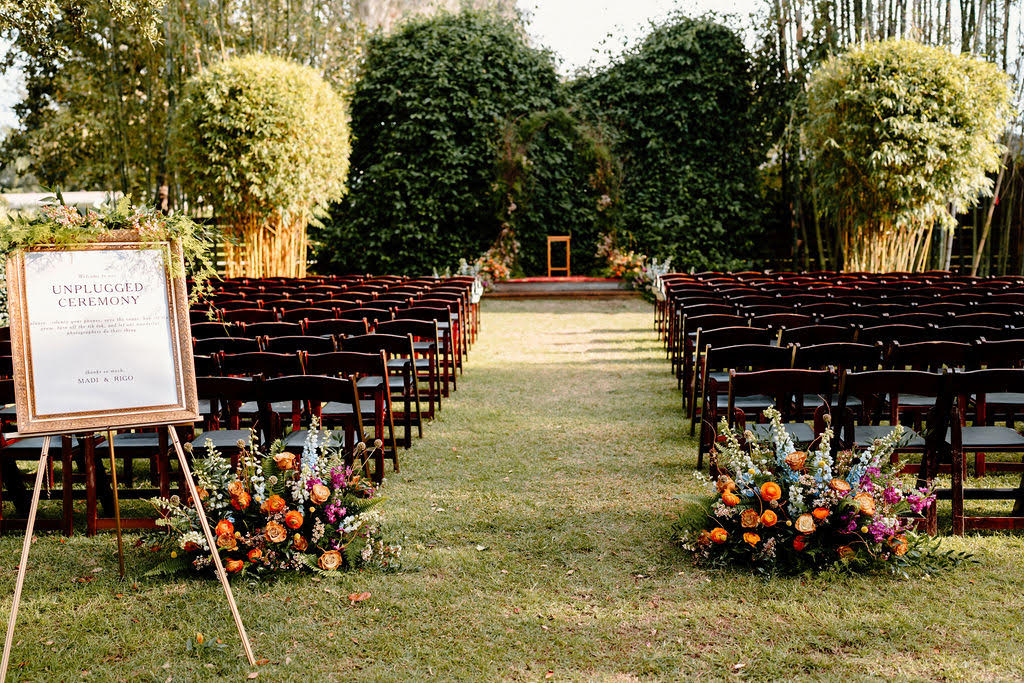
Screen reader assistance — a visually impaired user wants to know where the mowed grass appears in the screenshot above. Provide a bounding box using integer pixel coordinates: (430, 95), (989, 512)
(2, 297), (1024, 681)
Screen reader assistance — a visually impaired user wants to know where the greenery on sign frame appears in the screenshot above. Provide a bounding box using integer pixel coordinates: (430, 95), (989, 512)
(0, 193), (218, 324)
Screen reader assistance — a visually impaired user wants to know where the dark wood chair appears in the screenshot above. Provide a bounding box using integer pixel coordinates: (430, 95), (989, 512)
(304, 351), (398, 472)
(948, 369), (1024, 533)
(339, 333), (423, 447)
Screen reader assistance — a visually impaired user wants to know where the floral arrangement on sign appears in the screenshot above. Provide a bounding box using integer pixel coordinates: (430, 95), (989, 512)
(145, 423), (401, 578)
(677, 408), (968, 575)
(0, 192), (218, 322)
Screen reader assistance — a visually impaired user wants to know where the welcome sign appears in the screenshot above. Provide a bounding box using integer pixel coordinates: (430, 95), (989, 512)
(5, 234), (198, 434)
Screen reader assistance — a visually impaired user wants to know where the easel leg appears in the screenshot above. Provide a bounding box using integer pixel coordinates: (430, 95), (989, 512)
(0, 436), (51, 682)
(105, 429), (126, 578)
(167, 427), (256, 667)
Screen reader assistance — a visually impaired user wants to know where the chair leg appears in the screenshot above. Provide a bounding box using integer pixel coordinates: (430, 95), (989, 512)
(951, 447), (965, 536)
(61, 437), (74, 536)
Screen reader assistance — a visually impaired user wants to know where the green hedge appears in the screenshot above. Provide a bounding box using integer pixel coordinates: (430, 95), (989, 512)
(574, 16), (763, 271)
(318, 11), (562, 275)
(494, 108), (619, 276)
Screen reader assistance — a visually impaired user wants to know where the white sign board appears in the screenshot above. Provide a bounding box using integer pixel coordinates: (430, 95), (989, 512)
(6, 236), (198, 434)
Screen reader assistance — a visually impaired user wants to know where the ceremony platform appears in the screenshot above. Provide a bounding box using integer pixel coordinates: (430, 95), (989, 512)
(487, 276), (635, 299)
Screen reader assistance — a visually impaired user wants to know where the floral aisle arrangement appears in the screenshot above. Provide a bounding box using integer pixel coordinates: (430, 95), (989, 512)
(595, 232), (670, 301)
(677, 408), (968, 575)
(473, 224), (519, 289)
(145, 424), (401, 578)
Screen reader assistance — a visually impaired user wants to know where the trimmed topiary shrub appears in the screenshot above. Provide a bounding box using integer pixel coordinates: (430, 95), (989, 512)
(175, 54), (350, 278)
(494, 108), (619, 276)
(319, 11), (562, 275)
(574, 15), (763, 271)
(804, 40), (1012, 272)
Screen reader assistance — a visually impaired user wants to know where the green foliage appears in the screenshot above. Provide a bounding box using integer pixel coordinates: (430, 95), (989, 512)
(804, 40), (1013, 271)
(319, 10), (563, 275)
(175, 54), (350, 229)
(574, 15), (764, 272)
(494, 108), (619, 276)
(0, 193), (218, 323)
(175, 54), (350, 276)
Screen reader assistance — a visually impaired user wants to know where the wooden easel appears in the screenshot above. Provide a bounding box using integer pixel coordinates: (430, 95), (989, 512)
(0, 424), (256, 681)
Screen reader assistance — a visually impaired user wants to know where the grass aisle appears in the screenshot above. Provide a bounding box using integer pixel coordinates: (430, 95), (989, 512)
(1, 297), (1023, 680)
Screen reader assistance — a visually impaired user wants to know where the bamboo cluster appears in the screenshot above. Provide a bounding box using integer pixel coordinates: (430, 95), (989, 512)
(223, 213), (309, 278)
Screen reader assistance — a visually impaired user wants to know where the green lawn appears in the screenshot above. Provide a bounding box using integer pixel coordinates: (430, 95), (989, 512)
(2, 297), (1024, 680)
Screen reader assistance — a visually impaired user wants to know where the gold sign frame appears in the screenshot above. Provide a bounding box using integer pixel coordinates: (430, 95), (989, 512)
(5, 230), (199, 435)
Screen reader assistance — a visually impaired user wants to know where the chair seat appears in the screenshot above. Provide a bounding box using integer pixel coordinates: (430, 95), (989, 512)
(322, 400), (382, 417)
(896, 393), (936, 408)
(981, 392), (1024, 407)
(716, 394), (774, 409)
(238, 400), (299, 415)
(389, 358), (433, 371)
(189, 429), (253, 451)
(957, 425), (1024, 449)
(412, 342), (443, 354)
(355, 376), (386, 391)
(706, 371), (730, 383)
(750, 422), (816, 443)
(105, 432), (164, 450)
(360, 375), (409, 392)
(802, 394), (861, 408)
(282, 429), (349, 449)
(0, 436), (80, 453)
(850, 425), (927, 448)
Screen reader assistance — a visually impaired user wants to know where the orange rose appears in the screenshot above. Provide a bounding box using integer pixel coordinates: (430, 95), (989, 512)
(247, 548), (263, 562)
(760, 482), (782, 502)
(284, 510), (304, 530)
(183, 541), (200, 553)
(853, 492), (876, 516)
(273, 452), (297, 470)
(722, 491), (740, 507)
(292, 534), (308, 552)
(262, 495), (286, 514)
(891, 535), (908, 556)
(794, 513), (815, 534)
(715, 475), (737, 493)
(793, 535), (808, 551)
(837, 545), (856, 560)
(812, 507), (830, 521)
(224, 558), (244, 573)
(318, 550), (342, 571)
(227, 480), (246, 497)
(784, 451), (807, 472)
(743, 532), (760, 547)
(265, 521), (288, 543)
(829, 478), (852, 494)
(215, 520), (234, 537)
(740, 509), (760, 528)
(760, 510), (778, 527)
(195, 487), (209, 501)
(216, 533), (237, 551)
(310, 483), (331, 505)
(709, 527), (728, 544)
(231, 491), (251, 511)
